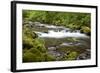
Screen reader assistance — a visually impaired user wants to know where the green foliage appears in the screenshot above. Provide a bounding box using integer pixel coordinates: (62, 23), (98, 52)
(23, 10), (91, 34)
(23, 10), (30, 19)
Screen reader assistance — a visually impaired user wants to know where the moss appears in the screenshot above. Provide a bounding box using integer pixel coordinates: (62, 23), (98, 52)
(23, 49), (46, 62)
(57, 46), (77, 53)
(66, 37), (79, 42)
(67, 51), (78, 60)
(23, 26), (33, 38)
(23, 36), (33, 49)
(23, 48), (28, 53)
(22, 25), (38, 49)
(29, 48), (42, 56)
(80, 26), (91, 35)
(62, 51), (78, 60)
(23, 10), (91, 31)
(23, 48), (56, 62)
(23, 51), (37, 62)
(33, 38), (47, 53)
(45, 54), (56, 61)
(22, 25), (48, 62)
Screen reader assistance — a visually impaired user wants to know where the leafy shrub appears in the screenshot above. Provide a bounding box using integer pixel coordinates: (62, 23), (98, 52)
(23, 10), (91, 31)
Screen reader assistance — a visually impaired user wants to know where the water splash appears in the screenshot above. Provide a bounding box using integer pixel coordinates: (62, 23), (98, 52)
(35, 30), (89, 38)
(33, 22), (89, 38)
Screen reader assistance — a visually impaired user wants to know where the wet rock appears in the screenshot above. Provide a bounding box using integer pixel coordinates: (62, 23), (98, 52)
(48, 51), (61, 57)
(43, 31), (48, 33)
(77, 52), (90, 60)
(74, 43), (81, 46)
(34, 22), (41, 25)
(60, 43), (70, 46)
(85, 49), (90, 52)
(60, 42), (81, 46)
(48, 47), (56, 51)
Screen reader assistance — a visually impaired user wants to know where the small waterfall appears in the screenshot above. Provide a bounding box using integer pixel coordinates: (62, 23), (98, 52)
(33, 22), (89, 38)
(35, 30), (88, 38)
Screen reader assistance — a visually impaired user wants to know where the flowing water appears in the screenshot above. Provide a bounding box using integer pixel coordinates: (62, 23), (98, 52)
(30, 22), (91, 60)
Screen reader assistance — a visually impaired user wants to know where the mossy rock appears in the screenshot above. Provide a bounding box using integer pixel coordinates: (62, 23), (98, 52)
(80, 26), (91, 35)
(45, 54), (56, 61)
(66, 37), (79, 42)
(23, 24), (46, 51)
(23, 36), (33, 49)
(29, 48), (42, 55)
(23, 48), (28, 53)
(23, 24), (38, 39)
(23, 27), (33, 38)
(33, 38), (46, 53)
(63, 51), (78, 60)
(23, 51), (38, 62)
(32, 32), (38, 39)
(67, 51), (78, 60)
(23, 51), (45, 62)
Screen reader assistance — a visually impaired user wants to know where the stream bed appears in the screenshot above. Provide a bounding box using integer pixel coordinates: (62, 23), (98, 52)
(30, 22), (91, 60)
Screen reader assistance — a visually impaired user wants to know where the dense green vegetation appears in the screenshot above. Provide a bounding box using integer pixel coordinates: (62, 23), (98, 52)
(22, 10), (91, 62)
(23, 10), (91, 35)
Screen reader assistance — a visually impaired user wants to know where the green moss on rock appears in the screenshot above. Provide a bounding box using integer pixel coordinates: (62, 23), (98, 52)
(45, 54), (56, 61)
(80, 26), (91, 35)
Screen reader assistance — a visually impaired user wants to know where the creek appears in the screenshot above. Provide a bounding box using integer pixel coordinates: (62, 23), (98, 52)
(30, 22), (91, 60)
